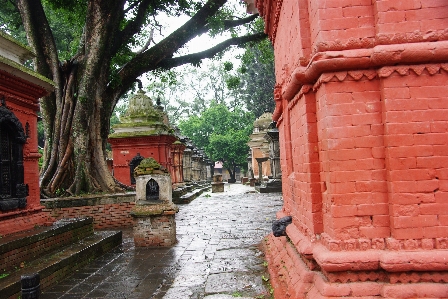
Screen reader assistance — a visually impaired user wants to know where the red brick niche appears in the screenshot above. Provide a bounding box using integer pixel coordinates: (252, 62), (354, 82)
(0, 32), (54, 235)
(253, 0), (448, 297)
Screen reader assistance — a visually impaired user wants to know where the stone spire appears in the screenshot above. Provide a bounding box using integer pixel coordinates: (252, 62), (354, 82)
(109, 89), (173, 138)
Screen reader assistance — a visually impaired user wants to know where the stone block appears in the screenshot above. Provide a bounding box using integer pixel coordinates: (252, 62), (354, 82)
(211, 182), (224, 193)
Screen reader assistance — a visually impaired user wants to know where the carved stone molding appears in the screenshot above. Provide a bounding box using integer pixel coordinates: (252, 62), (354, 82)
(256, 0), (283, 44)
(0, 71), (48, 100)
(281, 40), (448, 104)
(378, 63), (448, 78)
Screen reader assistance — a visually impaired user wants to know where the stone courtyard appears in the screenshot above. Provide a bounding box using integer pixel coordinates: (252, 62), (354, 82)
(40, 183), (282, 299)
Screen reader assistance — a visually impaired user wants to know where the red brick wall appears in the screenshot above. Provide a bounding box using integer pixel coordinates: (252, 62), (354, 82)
(257, 0), (448, 297)
(46, 203), (135, 229)
(109, 135), (177, 185)
(382, 66), (448, 241)
(285, 89), (323, 237)
(41, 194), (136, 229)
(316, 75), (389, 241)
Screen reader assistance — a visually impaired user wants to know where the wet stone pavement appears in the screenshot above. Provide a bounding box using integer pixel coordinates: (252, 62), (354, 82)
(42, 183), (283, 299)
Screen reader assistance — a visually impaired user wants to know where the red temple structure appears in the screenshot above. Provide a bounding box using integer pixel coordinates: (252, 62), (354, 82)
(108, 89), (184, 186)
(252, 0), (448, 298)
(0, 32), (54, 235)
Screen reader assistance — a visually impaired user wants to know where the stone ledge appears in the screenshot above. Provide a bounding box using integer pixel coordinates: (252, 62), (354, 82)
(264, 234), (448, 298)
(278, 213), (448, 273)
(130, 202), (178, 217)
(41, 193), (136, 208)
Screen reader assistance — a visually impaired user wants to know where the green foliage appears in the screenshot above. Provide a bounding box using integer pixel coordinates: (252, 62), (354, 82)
(178, 102), (253, 150)
(37, 120), (45, 148)
(0, 0), (27, 43)
(0, 273), (9, 279)
(178, 102), (253, 179)
(38, 147), (44, 170)
(208, 129), (250, 173)
(41, 0), (86, 60)
(227, 18), (275, 118)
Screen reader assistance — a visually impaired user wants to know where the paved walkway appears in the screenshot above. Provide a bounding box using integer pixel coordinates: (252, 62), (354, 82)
(42, 183), (283, 299)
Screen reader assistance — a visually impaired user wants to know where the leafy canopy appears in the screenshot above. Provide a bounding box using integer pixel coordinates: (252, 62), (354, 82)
(178, 101), (254, 173)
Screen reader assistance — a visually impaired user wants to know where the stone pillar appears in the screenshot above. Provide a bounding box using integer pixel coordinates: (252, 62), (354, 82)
(205, 159), (213, 181)
(255, 157), (269, 183)
(182, 147), (192, 182)
(131, 158), (178, 247)
(170, 141), (185, 184)
(247, 150), (254, 179)
(191, 151), (200, 181)
(265, 124), (281, 179)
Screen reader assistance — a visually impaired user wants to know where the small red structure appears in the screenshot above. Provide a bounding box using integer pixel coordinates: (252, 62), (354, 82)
(0, 32), (54, 235)
(108, 89), (183, 186)
(253, 0), (448, 297)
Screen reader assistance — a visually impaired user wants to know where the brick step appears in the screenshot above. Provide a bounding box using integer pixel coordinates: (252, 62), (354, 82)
(0, 230), (122, 299)
(0, 217), (95, 273)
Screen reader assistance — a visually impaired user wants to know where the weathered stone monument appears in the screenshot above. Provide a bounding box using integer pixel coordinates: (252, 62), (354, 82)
(211, 174), (224, 193)
(131, 158), (178, 247)
(258, 122), (282, 193)
(248, 111), (272, 181)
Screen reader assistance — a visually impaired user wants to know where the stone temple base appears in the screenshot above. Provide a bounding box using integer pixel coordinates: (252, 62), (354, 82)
(211, 182), (224, 193)
(131, 203), (177, 247)
(256, 179), (282, 193)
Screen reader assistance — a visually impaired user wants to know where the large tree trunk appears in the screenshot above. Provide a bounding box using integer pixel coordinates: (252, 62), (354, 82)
(18, 0), (125, 197)
(14, 0), (266, 196)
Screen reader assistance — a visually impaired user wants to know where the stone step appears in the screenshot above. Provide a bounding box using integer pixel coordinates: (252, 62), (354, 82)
(0, 218), (95, 273)
(173, 185), (211, 204)
(0, 230), (122, 299)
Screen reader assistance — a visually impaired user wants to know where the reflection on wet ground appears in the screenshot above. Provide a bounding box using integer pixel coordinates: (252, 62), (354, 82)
(42, 183), (282, 299)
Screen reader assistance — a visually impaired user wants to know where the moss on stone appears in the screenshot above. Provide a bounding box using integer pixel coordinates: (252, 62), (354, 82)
(134, 158), (169, 176)
(138, 158), (161, 169)
(0, 56), (55, 87)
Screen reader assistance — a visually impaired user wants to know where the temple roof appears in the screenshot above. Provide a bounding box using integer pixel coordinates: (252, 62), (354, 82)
(253, 111), (273, 131)
(108, 89), (174, 139)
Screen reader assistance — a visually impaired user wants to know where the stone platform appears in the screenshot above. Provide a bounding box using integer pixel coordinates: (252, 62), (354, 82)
(0, 218), (121, 299)
(40, 183), (283, 298)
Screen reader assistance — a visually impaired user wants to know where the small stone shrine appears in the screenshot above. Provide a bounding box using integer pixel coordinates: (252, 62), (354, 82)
(248, 111), (272, 182)
(211, 174), (224, 193)
(258, 122), (282, 193)
(130, 158), (178, 247)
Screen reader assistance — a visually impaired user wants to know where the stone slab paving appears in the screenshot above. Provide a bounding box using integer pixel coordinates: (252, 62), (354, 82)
(41, 183), (283, 299)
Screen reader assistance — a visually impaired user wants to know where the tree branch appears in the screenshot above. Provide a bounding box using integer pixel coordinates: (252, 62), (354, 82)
(197, 13), (259, 36)
(157, 32), (267, 69)
(113, 0), (228, 96)
(112, 0), (153, 56)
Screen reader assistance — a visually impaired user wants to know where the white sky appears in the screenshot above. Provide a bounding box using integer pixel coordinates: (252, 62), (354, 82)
(134, 0), (249, 108)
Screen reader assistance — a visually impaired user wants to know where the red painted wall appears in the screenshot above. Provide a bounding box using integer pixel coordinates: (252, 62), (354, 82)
(257, 0), (448, 297)
(109, 135), (177, 185)
(0, 70), (53, 235)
